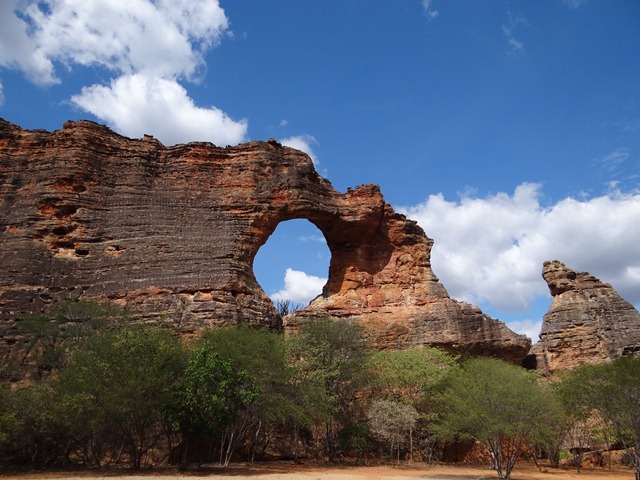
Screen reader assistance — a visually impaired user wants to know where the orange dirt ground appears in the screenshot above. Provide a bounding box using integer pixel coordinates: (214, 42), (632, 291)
(2, 461), (634, 480)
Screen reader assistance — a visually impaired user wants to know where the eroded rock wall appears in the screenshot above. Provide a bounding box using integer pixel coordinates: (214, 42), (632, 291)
(0, 118), (530, 366)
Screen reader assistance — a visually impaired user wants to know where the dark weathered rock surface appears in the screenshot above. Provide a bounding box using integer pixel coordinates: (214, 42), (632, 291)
(0, 118), (530, 367)
(530, 260), (640, 374)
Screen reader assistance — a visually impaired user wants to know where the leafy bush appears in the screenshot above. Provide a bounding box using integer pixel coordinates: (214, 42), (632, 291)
(367, 399), (419, 463)
(167, 343), (259, 467)
(55, 325), (185, 468)
(288, 318), (372, 460)
(0, 383), (71, 467)
(436, 357), (559, 480)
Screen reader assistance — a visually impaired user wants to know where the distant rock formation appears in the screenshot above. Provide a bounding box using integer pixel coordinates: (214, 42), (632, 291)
(530, 260), (640, 374)
(0, 118), (530, 369)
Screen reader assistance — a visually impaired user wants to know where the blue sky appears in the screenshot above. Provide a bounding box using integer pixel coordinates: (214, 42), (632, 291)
(1, 0), (639, 341)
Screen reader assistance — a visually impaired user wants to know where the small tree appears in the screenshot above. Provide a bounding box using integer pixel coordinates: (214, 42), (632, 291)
(16, 299), (127, 375)
(372, 346), (456, 405)
(600, 357), (640, 480)
(0, 383), (70, 467)
(55, 325), (184, 468)
(559, 358), (640, 480)
(288, 318), (372, 461)
(367, 399), (419, 463)
(437, 357), (556, 480)
(274, 298), (303, 317)
(198, 326), (301, 461)
(525, 383), (567, 471)
(554, 363), (607, 472)
(167, 345), (259, 468)
(371, 347), (457, 461)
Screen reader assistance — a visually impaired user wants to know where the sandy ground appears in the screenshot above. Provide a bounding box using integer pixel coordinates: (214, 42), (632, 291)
(2, 461), (635, 480)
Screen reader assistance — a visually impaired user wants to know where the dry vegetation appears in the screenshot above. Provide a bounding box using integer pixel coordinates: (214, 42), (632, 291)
(3, 302), (639, 480)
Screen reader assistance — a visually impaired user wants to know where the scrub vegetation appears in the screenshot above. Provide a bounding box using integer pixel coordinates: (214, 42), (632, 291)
(1, 300), (638, 480)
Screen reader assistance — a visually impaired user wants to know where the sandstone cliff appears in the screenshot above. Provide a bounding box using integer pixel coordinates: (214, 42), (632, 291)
(530, 260), (640, 374)
(0, 118), (530, 366)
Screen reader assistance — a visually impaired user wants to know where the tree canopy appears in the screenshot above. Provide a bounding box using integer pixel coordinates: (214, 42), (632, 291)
(557, 357), (640, 480)
(4, 298), (637, 477)
(437, 357), (558, 480)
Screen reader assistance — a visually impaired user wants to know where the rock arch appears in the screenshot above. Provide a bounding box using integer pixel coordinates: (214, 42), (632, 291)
(0, 119), (530, 362)
(248, 182), (395, 300)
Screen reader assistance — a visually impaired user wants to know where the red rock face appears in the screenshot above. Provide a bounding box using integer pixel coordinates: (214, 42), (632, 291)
(0, 118), (530, 365)
(530, 260), (640, 374)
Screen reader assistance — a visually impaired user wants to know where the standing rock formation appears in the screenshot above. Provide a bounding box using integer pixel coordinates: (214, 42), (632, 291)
(0, 118), (530, 366)
(531, 260), (640, 374)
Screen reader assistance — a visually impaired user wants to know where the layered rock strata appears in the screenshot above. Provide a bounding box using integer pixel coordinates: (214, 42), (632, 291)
(530, 260), (640, 374)
(0, 118), (530, 365)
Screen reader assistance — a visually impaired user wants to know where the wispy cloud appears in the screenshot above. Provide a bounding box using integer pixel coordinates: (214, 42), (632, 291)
(622, 116), (640, 133)
(590, 148), (639, 192)
(298, 234), (326, 243)
(563, 0), (588, 9)
(599, 148), (629, 173)
(502, 12), (528, 56)
(422, 0), (439, 20)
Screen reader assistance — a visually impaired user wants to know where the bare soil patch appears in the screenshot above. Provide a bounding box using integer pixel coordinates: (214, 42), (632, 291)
(2, 461), (634, 480)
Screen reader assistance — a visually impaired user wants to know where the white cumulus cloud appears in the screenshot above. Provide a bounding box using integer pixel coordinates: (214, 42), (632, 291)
(71, 74), (247, 146)
(0, 0), (56, 85)
(0, 0), (246, 145)
(270, 268), (327, 305)
(16, 0), (228, 82)
(507, 319), (543, 343)
(0, 81), (4, 106)
(398, 183), (640, 312)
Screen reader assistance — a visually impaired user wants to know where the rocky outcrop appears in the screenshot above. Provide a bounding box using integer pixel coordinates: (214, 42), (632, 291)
(0, 118), (530, 366)
(530, 260), (640, 374)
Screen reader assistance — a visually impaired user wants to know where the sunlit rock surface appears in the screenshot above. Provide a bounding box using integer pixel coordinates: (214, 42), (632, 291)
(0, 118), (530, 367)
(530, 260), (640, 374)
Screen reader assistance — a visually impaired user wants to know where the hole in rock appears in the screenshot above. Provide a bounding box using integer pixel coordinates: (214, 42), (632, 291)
(55, 204), (78, 217)
(52, 224), (77, 236)
(253, 219), (330, 312)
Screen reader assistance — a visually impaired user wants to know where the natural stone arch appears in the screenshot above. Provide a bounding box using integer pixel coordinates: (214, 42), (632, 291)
(248, 184), (392, 302)
(0, 119), (531, 364)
